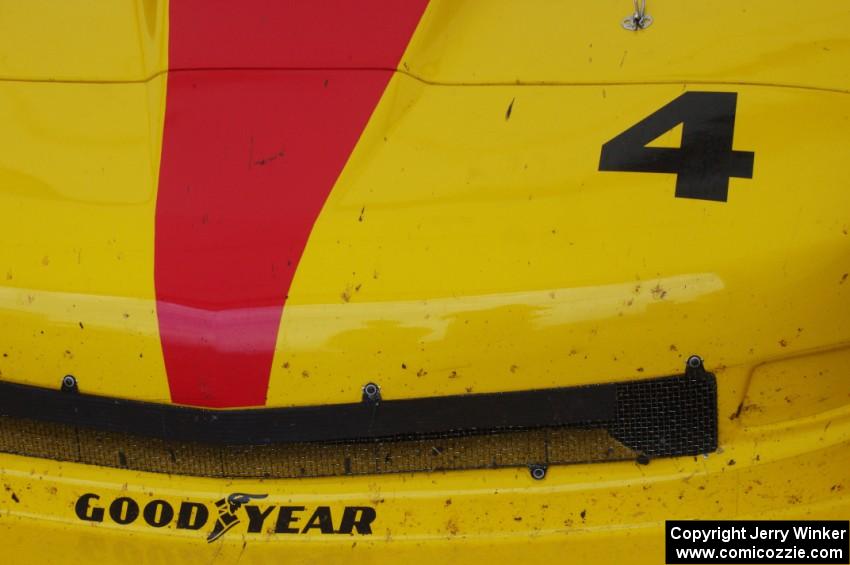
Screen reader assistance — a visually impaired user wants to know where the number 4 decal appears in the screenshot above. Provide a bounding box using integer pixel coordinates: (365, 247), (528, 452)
(599, 92), (754, 202)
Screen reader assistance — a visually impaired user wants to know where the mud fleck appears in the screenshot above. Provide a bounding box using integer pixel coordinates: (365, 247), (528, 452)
(11, 492), (19, 503)
(444, 498), (452, 507)
(840, 273), (848, 284)
(301, 370), (310, 378)
(580, 509), (587, 521)
(650, 284), (667, 299)
(729, 401), (744, 421)
(358, 207), (365, 222)
(416, 369), (427, 377)
(727, 459), (736, 466)
(778, 339), (788, 347)
(510, 364), (518, 373)
(446, 519), (459, 536)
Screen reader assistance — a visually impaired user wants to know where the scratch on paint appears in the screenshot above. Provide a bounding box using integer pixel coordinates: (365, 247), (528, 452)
(253, 149), (285, 167)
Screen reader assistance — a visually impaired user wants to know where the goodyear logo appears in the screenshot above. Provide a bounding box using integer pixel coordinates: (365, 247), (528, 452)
(74, 493), (377, 542)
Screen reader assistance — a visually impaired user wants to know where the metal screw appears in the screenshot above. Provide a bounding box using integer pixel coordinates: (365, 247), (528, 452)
(61, 374), (78, 393)
(686, 355), (703, 369)
(362, 382), (381, 403)
(529, 464), (547, 480)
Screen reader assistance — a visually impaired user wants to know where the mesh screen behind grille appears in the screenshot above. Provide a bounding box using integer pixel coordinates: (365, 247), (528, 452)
(611, 370), (718, 457)
(0, 371), (716, 478)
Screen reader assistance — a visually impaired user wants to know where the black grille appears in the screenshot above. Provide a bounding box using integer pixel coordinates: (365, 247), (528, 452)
(0, 359), (717, 478)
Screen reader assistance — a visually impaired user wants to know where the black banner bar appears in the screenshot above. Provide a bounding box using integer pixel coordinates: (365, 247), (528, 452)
(0, 378), (615, 445)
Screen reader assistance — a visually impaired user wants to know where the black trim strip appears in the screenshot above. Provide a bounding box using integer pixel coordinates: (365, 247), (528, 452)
(0, 380), (616, 445)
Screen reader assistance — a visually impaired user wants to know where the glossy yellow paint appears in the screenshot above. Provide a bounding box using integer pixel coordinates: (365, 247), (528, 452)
(403, 0), (850, 90)
(0, 0), (167, 82)
(0, 0), (844, 410)
(269, 80), (850, 407)
(0, 76), (171, 402)
(741, 348), (850, 427)
(0, 0), (848, 563)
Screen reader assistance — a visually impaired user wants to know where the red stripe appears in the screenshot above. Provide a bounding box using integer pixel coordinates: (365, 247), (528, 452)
(155, 2), (428, 407)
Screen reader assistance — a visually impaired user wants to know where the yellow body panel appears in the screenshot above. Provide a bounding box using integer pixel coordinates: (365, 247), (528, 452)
(402, 0), (850, 90)
(0, 0), (847, 563)
(0, 400), (848, 563)
(0, 77), (170, 402)
(269, 80), (850, 406)
(0, 0), (167, 82)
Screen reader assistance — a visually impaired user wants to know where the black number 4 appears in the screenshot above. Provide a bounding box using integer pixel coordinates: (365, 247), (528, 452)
(598, 92), (754, 202)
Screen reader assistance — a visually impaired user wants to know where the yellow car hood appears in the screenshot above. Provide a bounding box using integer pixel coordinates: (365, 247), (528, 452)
(0, 0), (847, 413)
